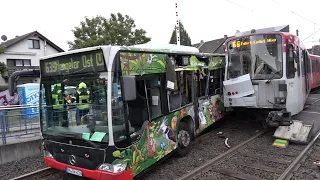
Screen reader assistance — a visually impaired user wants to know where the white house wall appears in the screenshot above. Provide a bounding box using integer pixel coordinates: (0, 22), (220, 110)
(0, 35), (62, 84)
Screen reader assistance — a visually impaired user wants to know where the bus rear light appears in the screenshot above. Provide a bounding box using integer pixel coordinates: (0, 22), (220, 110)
(43, 150), (54, 159)
(98, 162), (127, 173)
(235, 91), (238, 94)
(232, 92), (235, 95)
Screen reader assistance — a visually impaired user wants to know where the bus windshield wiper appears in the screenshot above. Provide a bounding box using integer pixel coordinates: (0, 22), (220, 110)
(266, 70), (282, 84)
(59, 132), (100, 148)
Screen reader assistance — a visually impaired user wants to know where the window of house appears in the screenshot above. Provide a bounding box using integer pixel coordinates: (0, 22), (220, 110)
(7, 59), (31, 67)
(28, 39), (40, 49)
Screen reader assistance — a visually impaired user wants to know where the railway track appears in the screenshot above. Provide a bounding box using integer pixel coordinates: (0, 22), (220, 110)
(179, 129), (320, 180)
(9, 167), (59, 180)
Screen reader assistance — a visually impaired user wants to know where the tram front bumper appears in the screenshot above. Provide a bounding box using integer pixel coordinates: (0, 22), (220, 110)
(44, 157), (133, 180)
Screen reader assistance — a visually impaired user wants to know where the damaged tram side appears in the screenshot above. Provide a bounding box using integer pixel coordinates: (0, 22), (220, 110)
(223, 31), (312, 127)
(9, 45), (226, 180)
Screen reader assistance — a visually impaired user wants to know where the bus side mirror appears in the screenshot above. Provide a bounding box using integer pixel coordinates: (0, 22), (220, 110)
(121, 75), (136, 101)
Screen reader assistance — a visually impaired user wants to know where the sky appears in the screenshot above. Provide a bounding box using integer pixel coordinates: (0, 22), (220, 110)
(0, 0), (319, 51)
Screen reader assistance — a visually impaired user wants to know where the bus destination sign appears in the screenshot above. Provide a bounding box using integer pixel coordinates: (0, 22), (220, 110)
(231, 38), (277, 49)
(41, 49), (106, 76)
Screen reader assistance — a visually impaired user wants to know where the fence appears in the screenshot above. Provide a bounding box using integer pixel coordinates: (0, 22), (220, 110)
(0, 105), (40, 145)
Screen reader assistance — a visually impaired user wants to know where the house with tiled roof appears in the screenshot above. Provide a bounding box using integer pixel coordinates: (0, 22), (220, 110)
(0, 31), (64, 84)
(307, 45), (320, 56)
(192, 35), (229, 54)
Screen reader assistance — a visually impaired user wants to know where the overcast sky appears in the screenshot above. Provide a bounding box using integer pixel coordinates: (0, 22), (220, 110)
(0, 0), (319, 51)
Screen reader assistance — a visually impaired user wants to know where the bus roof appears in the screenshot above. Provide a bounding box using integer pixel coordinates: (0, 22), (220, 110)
(40, 45), (202, 61)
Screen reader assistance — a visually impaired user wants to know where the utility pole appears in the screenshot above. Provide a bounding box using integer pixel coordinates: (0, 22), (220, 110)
(175, 1), (180, 45)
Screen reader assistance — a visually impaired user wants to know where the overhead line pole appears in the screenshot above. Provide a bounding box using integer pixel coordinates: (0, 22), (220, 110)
(175, 0), (180, 45)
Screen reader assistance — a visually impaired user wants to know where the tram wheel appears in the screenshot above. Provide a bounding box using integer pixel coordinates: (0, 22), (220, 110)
(176, 121), (191, 157)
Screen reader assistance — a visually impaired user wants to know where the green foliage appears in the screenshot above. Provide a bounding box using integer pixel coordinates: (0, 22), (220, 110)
(169, 21), (192, 46)
(0, 47), (5, 54)
(67, 13), (151, 50)
(0, 62), (7, 75)
(0, 85), (8, 91)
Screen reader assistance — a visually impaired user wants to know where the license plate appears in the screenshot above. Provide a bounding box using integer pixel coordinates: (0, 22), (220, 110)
(66, 167), (82, 176)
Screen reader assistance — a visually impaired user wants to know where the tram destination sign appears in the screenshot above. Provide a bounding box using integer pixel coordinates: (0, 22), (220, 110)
(40, 49), (106, 76)
(231, 37), (277, 49)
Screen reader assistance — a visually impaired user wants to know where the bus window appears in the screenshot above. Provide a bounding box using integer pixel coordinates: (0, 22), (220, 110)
(196, 69), (208, 97)
(168, 71), (193, 112)
(145, 74), (164, 119)
(208, 69), (221, 96)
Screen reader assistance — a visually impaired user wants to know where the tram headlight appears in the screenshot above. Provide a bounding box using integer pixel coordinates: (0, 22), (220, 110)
(43, 150), (54, 159)
(275, 97), (286, 104)
(98, 162), (127, 173)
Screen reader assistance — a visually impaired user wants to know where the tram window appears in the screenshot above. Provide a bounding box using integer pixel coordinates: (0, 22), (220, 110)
(312, 60), (317, 73)
(301, 49), (305, 76)
(168, 71), (193, 112)
(296, 47), (300, 77)
(196, 69), (208, 98)
(287, 45), (295, 78)
(208, 69), (221, 96)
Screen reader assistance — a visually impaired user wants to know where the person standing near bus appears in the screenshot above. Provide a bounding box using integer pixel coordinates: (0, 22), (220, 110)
(76, 81), (91, 125)
(51, 83), (68, 126)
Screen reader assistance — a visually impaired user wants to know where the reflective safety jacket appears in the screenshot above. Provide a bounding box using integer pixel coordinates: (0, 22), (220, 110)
(52, 83), (64, 110)
(77, 82), (90, 110)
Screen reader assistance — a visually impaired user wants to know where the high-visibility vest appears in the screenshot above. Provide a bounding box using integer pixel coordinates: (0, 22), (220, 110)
(52, 84), (64, 110)
(77, 82), (90, 110)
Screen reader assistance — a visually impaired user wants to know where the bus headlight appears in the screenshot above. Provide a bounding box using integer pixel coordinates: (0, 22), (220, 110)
(98, 162), (127, 173)
(43, 150), (54, 159)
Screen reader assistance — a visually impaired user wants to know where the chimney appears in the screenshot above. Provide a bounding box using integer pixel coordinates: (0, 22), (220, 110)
(200, 40), (204, 43)
(15, 35), (19, 38)
(224, 35), (228, 39)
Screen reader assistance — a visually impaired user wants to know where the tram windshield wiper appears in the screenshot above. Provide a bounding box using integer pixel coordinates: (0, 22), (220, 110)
(266, 70), (282, 84)
(59, 132), (100, 148)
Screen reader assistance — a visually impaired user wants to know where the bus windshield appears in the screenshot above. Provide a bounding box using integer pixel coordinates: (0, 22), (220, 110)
(40, 72), (125, 144)
(227, 34), (283, 80)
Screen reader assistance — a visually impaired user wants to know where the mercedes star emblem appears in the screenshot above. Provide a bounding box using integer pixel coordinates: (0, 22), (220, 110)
(69, 155), (76, 165)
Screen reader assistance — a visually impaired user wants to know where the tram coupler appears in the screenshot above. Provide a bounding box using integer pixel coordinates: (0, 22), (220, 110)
(265, 110), (292, 128)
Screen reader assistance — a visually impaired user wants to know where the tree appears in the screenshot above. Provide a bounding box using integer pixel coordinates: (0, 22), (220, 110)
(169, 21), (191, 46)
(67, 13), (151, 50)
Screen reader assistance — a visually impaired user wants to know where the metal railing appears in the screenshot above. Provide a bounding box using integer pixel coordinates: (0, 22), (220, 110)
(0, 104), (40, 145)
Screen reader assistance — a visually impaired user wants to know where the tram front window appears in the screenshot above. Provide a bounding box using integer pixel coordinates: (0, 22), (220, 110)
(40, 72), (126, 144)
(227, 34), (283, 80)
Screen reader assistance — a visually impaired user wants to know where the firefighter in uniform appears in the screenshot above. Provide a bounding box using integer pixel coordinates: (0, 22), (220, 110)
(51, 83), (68, 126)
(76, 82), (91, 125)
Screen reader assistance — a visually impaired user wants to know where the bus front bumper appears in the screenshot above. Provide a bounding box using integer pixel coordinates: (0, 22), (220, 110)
(44, 157), (133, 180)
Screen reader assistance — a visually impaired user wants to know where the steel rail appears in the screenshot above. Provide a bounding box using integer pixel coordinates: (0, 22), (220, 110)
(277, 129), (320, 180)
(178, 129), (268, 180)
(9, 167), (56, 180)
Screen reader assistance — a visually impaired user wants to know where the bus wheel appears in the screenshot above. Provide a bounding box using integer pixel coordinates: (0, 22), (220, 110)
(176, 121), (191, 157)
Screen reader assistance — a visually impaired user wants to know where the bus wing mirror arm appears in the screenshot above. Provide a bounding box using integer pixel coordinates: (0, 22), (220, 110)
(121, 75), (136, 101)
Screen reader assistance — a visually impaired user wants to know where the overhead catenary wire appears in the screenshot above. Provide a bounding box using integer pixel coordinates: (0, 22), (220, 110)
(271, 0), (320, 28)
(224, 0), (273, 24)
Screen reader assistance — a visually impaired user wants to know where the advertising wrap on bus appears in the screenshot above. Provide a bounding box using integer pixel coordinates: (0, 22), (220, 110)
(40, 49), (106, 76)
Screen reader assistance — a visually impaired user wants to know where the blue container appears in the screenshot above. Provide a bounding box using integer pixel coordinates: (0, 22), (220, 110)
(17, 83), (40, 119)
